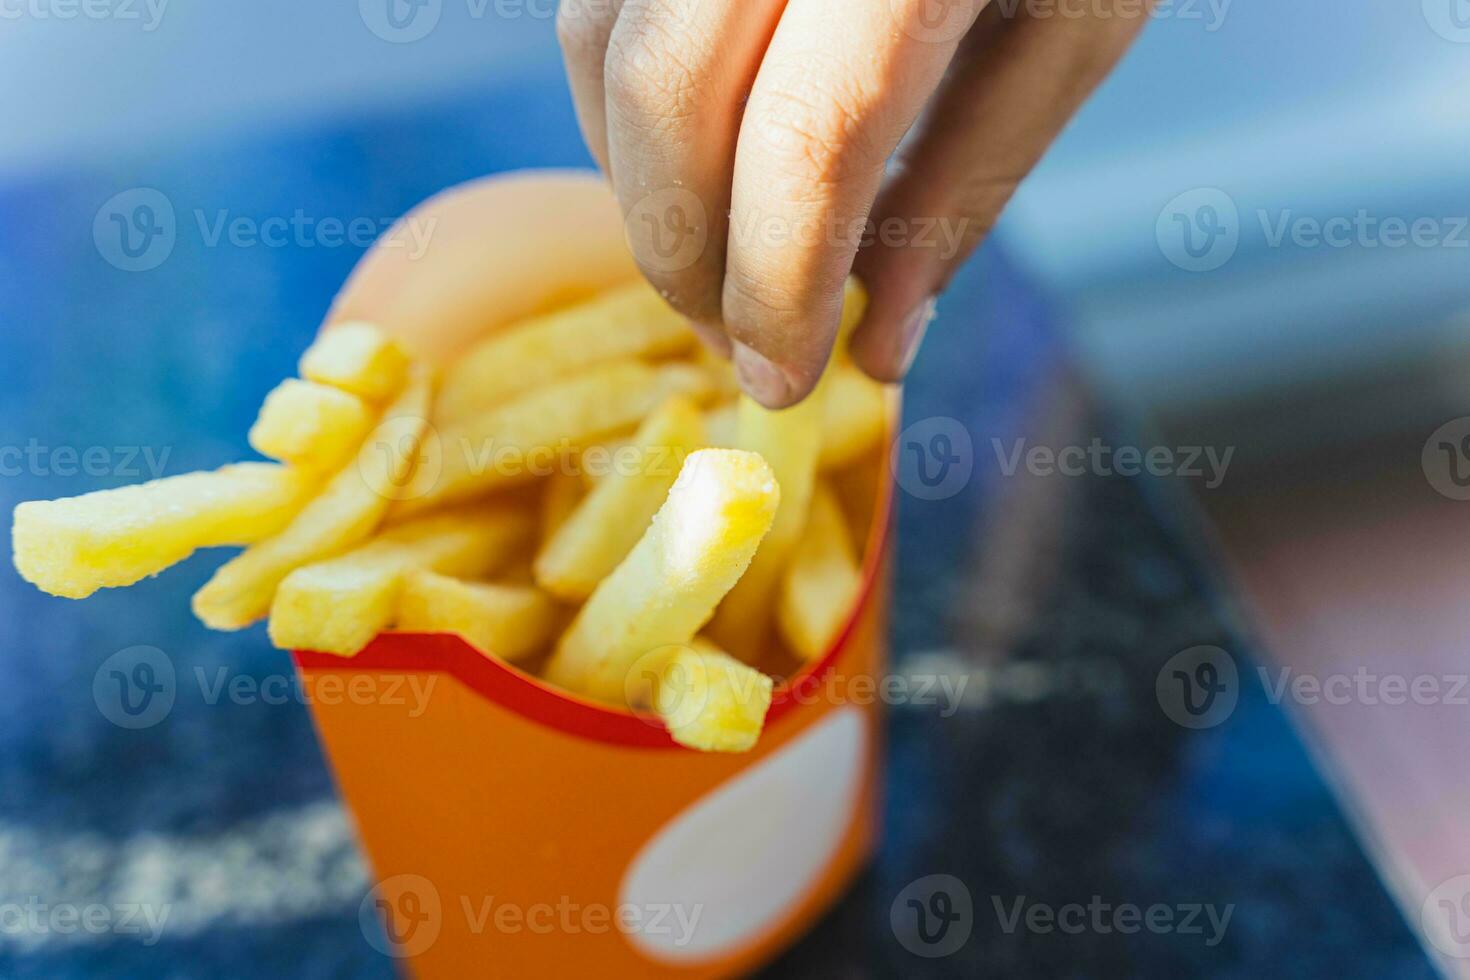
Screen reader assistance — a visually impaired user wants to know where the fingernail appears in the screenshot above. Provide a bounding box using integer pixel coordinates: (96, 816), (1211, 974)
(897, 296), (937, 375)
(690, 321), (732, 358)
(732, 341), (792, 408)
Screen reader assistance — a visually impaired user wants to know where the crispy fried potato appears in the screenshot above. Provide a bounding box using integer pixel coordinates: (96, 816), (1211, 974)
(777, 482), (862, 660)
(192, 371), (432, 630)
(707, 387), (824, 658)
(12, 463), (317, 599)
(435, 280), (696, 424)
(835, 276), (869, 352)
(397, 569), (560, 662)
(396, 360), (713, 516)
(269, 505), (532, 655)
(820, 367), (888, 470)
(577, 433), (637, 488)
(248, 379), (374, 470)
(704, 403), (737, 449)
(538, 472), (584, 543)
(534, 397), (705, 601)
(644, 638), (774, 753)
(299, 321), (411, 401)
(544, 449), (779, 703)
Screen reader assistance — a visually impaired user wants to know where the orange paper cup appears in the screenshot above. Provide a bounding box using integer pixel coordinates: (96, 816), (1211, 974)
(293, 171), (896, 978)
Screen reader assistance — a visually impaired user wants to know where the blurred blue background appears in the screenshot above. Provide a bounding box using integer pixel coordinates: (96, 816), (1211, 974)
(1, 2), (1465, 977)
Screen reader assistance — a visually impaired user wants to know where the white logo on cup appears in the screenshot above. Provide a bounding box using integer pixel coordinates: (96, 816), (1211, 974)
(360, 0), (441, 42)
(361, 874), (442, 957)
(624, 188), (709, 275)
(891, 416), (973, 501)
(1423, 874), (1470, 958)
(1423, 0), (1470, 42)
(1157, 188), (1239, 272)
(891, 874), (973, 957)
(94, 188), (176, 272)
(1156, 645), (1238, 729)
(1422, 418), (1470, 501)
(93, 645), (176, 729)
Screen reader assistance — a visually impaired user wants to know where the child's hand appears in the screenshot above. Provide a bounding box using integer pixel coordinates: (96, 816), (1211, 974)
(558, 0), (1147, 406)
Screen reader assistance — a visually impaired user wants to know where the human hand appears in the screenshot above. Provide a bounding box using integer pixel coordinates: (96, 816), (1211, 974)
(558, 0), (1148, 406)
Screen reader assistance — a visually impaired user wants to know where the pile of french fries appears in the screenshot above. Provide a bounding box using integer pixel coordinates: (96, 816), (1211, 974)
(11, 279), (888, 752)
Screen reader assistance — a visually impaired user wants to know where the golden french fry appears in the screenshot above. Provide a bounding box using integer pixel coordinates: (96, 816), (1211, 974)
(435, 280), (696, 424)
(707, 387), (824, 658)
(694, 345), (740, 400)
(645, 639), (774, 753)
(11, 463), (317, 600)
(777, 482), (862, 660)
(829, 451), (883, 553)
(269, 505), (532, 655)
(248, 379), (375, 470)
(835, 275), (868, 352)
(544, 449), (779, 703)
(299, 321), (411, 400)
(820, 367), (888, 469)
(577, 433), (637, 488)
(534, 396), (706, 601)
(397, 360), (713, 516)
(192, 371), (432, 631)
(397, 569), (560, 662)
(538, 472), (584, 543)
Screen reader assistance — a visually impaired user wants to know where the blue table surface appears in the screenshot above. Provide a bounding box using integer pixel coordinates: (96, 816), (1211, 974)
(0, 70), (1433, 978)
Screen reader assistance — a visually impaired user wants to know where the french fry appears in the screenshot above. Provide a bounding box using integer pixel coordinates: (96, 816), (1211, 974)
(248, 379), (375, 470)
(777, 482), (862, 660)
(544, 449), (779, 703)
(192, 370), (432, 631)
(835, 276), (869, 351)
(704, 403), (737, 449)
(396, 360), (714, 516)
(299, 321), (411, 401)
(11, 463), (317, 599)
(577, 433), (637, 488)
(534, 396), (705, 601)
(539, 472), (584, 543)
(820, 367), (888, 469)
(435, 280), (696, 424)
(269, 505), (532, 655)
(643, 638), (774, 753)
(707, 387), (824, 659)
(397, 569), (560, 662)
(694, 345), (740, 400)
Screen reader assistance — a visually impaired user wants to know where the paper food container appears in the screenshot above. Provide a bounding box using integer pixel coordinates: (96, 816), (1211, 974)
(292, 171), (896, 978)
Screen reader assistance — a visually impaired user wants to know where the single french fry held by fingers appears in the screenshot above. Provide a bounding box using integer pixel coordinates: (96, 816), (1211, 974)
(299, 321), (412, 401)
(12, 463), (318, 599)
(248, 379), (375, 471)
(397, 569), (560, 662)
(395, 360), (714, 516)
(269, 504), (533, 655)
(544, 449), (779, 703)
(192, 370), (433, 631)
(534, 396), (706, 601)
(819, 367), (888, 470)
(434, 279), (696, 424)
(704, 403), (737, 449)
(777, 482), (862, 660)
(641, 638), (774, 753)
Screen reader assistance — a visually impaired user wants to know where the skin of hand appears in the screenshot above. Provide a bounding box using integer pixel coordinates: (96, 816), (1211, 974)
(558, 0), (1150, 407)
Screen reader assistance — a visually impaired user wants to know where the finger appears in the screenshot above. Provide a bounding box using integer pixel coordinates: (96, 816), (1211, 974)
(604, 0), (786, 335)
(556, 0), (628, 172)
(849, 2), (1149, 381)
(721, 0), (980, 408)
